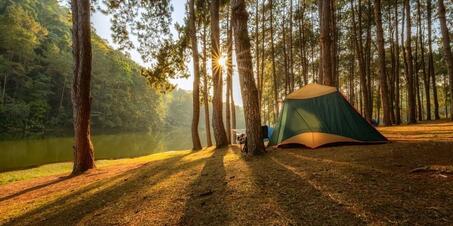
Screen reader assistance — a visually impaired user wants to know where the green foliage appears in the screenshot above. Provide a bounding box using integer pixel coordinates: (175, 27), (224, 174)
(0, 0), (165, 133)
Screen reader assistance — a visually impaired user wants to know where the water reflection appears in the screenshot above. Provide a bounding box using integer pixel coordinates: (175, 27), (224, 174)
(0, 129), (208, 172)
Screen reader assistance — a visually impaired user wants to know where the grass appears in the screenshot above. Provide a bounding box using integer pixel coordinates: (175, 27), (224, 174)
(0, 150), (191, 185)
(1, 121), (453, 225)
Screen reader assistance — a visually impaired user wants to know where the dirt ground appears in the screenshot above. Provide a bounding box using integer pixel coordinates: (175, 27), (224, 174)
(1, 121), (453, 225)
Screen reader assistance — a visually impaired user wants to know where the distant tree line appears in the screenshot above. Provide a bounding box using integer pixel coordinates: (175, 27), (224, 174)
(0, 0), (244, 137)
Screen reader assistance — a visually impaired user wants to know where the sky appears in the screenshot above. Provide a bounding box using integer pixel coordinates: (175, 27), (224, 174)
(91, 0), (244, 105)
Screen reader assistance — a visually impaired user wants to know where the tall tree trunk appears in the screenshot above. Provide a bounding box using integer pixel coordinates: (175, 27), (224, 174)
(404, 0), (417, 123)
(71, 0), (95, 174)
(388, 3), (396, 124)
(427, 0), (440, 119)
(2, 73), (7, 106)
(298, 0), (308, 86)
(349, 38), (355, 106)
(282, 7), (289, 95)
(259, 0), (266, 108)
(211, 0), (228, 147)
(437, 0), (453, 120)
(374, 0), (391, 125)
(319, 0), (333, 86)
(189, 0), (202, 150)
(395, 0), (402, 124)
(230, 90), (236, 143)
(365, 0), (373, 119)
(414, 14), (423, 121)
(331, 0), (339, 87)
(269, 0), (278, 122)
(288, 0), (294, 92)
(350, 0), (371, 121)
(201, 23), (212, 147)
(254, 0), (261, 97)
(231, 0), (265, 155)
(417, 0), (430, 120)
(226, 8), (232, 144)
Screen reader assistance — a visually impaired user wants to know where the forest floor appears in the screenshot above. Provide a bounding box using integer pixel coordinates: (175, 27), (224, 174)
(1, 121), (453, 225)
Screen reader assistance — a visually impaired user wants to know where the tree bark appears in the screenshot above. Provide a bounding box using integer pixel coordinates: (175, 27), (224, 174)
(289, 0), (294, 92)
(2, 73), (7, 106)
(230, 89), (236, 143)
(388, 2), (396, 124)
(71, 0), (95, 174)
(226, 8), (232, 144)
(350, 0), (371, 121)
(374, 0), (391, 125)
(269, 0), (278, 122)
(231, 0), (265, 155)
(254, 0), (261, 97)
(417, 0), (430, 120)
(394, 0), (401, 124)
(365, 0), (374, 116)
(201, 22), (213, 147)
(427, 0), (440, 119)
(211, 0), (228, 147)
(282, 6), (289, 95)
(437, 0), (453, 120)
(319, 0), (333, 86)
(404, 0), (417, 123)
(189, 0), (202, 150)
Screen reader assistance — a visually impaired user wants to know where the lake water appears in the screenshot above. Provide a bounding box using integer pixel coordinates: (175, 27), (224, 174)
(0, 129), (208, 172)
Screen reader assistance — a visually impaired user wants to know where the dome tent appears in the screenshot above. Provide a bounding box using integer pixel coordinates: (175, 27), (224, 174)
(270, 84), (387, 148)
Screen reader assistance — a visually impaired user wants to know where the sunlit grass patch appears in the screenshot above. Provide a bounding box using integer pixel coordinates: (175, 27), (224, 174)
(0, 150), (192, 185)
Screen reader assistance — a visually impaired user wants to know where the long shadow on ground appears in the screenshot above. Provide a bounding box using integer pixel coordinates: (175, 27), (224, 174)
(0, 176), (71, 202)
(269, 147), (453, 225)
(179, 148), (229, 225)
(5, 152), (204, 226)
(245, 150), (366, 225)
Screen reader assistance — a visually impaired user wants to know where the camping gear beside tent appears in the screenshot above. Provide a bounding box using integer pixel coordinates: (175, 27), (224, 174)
(270, 84), (387, 148)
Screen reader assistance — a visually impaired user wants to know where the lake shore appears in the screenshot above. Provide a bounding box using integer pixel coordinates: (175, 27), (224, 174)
(1, 121), (453, 225)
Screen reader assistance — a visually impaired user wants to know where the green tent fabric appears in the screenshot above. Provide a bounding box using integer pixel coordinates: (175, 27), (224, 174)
(271, 84), (387, 148)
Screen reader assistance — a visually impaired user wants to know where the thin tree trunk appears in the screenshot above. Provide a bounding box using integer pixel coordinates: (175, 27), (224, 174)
(365, 0), (373, 119)
(387, 2), (396, 124)
(331, 0), (339, 87)
(444, 74), (449, 118)
(226, 8), (232, 144)
(394, 0), (401, 124)
(2, 73), (7, 106)
(350, 0), (371, 121)
(396, 0), (403, 124)
(71, 0), (95, 174)
(282, 6), (289, 95)
(374, 0), (391, 125)
(417, 0), (430, 120)
(289, 0), (294, 92)
(230, 89), (236, 143)
(349, 39), (355, 106)
(427, 0), (439, 119)
(269, 0), (278, 122)
(260, 0), (266, 108)
(404, 0), (416, 123)
(254, 0), (261, 96)
(414, 14), (423, 121)
(231, 0), (265, 155)
(201, 23), (213, 147)
(438, 0), (453, 120)
(298, 0), (308, 86)
(58, 77), (67, 113)
(189, 0), (202, 150)
(211, 0), (228, 147)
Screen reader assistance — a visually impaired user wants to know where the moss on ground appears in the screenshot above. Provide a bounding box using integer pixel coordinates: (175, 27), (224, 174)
(1, 122), (453, 225)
